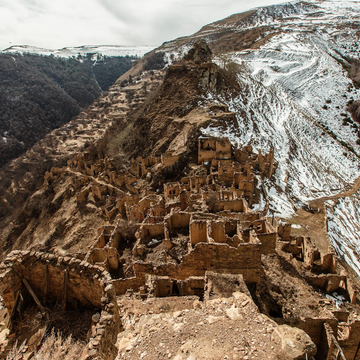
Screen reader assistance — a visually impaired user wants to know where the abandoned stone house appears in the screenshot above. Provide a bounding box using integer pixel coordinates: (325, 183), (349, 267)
(198, 137), (232, 164)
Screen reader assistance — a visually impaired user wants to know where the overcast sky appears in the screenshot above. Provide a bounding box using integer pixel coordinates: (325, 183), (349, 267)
(0, 0), (287, 51)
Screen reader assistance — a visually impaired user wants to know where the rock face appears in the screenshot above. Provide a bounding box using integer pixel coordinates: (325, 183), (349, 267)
(272, 324), (317, 360)
(185, 39), (212, 64)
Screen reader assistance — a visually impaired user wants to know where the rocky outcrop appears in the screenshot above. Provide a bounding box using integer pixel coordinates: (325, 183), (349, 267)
(184, 39), (212, 64)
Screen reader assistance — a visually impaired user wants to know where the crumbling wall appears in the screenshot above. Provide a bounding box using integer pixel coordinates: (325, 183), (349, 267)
(210, 221), (227, 243)
(277, 317), (338, 348)
(278, 223), (291, 241)
(321, 247), (337, 273)
(161, 151), (180, 168)
(136, 223), (165, 244)
(190, 220), (207, 245)
(146, 275), (173, 297)
(198, 138), (231, 164)
(86, 247), (119, 271)
(166, 211), (191, 233)
(305, 274), (347, 293)
(156, 242), (262, 283)
(112, 239), (262, 296)
(164, 182), (181, 202)
(234, 145), (275, 178)
(0, 251), (121, 360)
(213, 198), (249, 213)
(257, 233), (276, 255)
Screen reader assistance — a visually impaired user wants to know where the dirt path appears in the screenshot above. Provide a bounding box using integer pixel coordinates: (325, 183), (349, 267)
(310, 175), (360, 207)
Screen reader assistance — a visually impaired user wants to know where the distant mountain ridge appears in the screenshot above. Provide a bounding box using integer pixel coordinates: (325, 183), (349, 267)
(1, 45), (155, 59)
(0, 48), (144, 167)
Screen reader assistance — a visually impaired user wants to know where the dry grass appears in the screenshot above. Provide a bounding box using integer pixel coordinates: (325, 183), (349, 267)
(35, 329), (84, 360)
(6, 340), (27, 360)
(6, 329), (84, 360)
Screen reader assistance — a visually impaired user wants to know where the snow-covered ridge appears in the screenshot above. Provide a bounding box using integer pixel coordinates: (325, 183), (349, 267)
(1, 45), (155, 58)
(209, 0), (360, 34)
(190, 1), (360, 273)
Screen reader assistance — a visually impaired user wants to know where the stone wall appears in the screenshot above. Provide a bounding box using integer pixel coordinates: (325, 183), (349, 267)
(198, 138), (231, 164)
(161, 151), (180, 168)
(156, 242), (262, 283)
(304, 274), (347, 293)
(0, 251), (121, 360)
(166, 211), (191, 233)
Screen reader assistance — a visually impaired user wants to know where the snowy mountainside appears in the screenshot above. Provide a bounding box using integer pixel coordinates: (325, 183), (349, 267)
(327, 193), (360, 275)
(158, 1), (360, 272)
(1, 45), (155, 59)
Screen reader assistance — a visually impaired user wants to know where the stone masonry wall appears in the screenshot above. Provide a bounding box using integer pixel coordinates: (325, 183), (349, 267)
(0, 251), (121, 360)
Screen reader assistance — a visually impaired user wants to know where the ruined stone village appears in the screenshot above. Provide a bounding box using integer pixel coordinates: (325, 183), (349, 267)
(1, 129), (360, 360)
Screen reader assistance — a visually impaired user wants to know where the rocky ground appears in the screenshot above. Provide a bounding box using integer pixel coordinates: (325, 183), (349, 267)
(116, 293), (290, 360)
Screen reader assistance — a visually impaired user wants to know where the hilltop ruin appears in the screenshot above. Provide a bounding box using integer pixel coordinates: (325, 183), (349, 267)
(0, 132), (360, 359)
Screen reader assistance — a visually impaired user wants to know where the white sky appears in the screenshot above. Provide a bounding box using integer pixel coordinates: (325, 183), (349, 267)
(0, 0), (287, 51)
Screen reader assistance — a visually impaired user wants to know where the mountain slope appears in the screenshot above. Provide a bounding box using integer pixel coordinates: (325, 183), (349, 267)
(0, 52), (137, 167)
(125, 0), (360, 275)
(1, 2), (360, 275)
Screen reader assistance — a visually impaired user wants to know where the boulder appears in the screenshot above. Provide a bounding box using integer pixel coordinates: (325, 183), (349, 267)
(272, 324), (316, 359)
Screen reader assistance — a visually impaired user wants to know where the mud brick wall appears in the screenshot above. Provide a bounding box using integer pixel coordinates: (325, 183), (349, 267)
(198, 149), (216, 164)
(215, 199), (247, 213)
(87, 248), (119, 271)
(281, 316), (360, 360)
(190, 220), (207, 245)
(111, 262), (154, 294)
(0, 251), (121, 360)
(113, 241), (262, 294)
(305, 274), (347, 293)
(211, 221), (227, 243)
(346, 277), (358, 304)
(204, 272), (250, 300)
(278, 223), (291, 241)
(112, 276), (146, 295)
